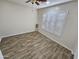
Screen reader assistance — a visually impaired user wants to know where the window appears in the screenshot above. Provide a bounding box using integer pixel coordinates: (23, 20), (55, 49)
(42, 9), (68, 36)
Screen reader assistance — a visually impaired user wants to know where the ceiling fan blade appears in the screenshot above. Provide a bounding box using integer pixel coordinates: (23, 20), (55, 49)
(37, 0), (47, 2)
(26, 0), (40, 5)
(26, 0), (31, 3)
(35, 2), (40, 5)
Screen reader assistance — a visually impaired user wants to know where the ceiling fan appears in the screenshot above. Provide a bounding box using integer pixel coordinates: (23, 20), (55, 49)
(26, 0), (47, 5)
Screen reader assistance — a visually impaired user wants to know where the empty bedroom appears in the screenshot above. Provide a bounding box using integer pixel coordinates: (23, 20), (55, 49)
(0, 0), (78, 59)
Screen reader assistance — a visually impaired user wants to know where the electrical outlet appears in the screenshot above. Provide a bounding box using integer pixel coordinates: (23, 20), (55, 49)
(36, 24), (39, 28)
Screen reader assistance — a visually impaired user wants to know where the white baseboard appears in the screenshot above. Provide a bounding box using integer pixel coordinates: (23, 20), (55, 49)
(0, 37), (4, 59)
(0, 31), (35, 39)
(0, 50), (4, 59)
(38, 30), (73, 54)
(74, 48), (78, 59)
(0, 37), (2, 42)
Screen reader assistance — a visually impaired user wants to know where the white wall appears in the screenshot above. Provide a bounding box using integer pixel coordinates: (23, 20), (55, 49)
(0, 0), (37, 38)
(37, 1), (78, 56)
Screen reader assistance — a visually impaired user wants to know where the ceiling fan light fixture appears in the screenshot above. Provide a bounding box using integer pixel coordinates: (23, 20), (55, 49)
(26, 0), (47, 5)
(46, 1), (50, 4)
(38, 0), (47, 2)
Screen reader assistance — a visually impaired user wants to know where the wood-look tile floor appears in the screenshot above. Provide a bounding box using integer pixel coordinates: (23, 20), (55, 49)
(0, 31), (72, 59)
